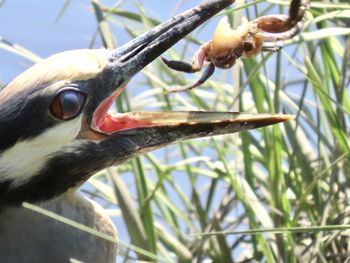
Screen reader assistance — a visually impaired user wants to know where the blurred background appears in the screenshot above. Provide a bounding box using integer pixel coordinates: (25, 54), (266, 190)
(1, 0), (350, 262)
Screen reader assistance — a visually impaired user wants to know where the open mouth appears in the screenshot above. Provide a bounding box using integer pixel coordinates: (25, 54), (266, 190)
(90, 85), (169, 135)
(90, 85), (295, 136)
(91, 94), (155, 135)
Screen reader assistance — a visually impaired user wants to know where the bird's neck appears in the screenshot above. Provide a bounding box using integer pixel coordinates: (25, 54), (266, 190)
(0, 189), (118, 262)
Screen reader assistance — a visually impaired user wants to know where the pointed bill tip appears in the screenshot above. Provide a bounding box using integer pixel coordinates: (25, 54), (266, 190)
(106, 111), (295, 157)
(225, 113), (295, 132)
(234, 113), (295, 127)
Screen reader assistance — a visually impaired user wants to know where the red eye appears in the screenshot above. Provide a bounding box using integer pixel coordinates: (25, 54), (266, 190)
(50, 89), (86, 120)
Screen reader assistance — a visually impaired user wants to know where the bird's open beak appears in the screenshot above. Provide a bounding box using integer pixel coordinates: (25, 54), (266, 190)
(85, 0), (294, 150)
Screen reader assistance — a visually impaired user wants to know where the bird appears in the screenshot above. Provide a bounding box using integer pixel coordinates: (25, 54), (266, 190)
(0, 0), (293, 262)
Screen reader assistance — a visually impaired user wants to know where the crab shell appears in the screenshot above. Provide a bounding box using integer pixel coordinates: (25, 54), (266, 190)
(209, 17), (263, 68)
(209, 17), (249, 68)
(241, 23), (263, 58)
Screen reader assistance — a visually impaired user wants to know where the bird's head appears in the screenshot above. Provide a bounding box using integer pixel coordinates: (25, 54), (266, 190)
(0, 0), (293, 205)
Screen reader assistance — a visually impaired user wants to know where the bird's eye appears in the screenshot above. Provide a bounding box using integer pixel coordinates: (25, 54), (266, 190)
(50, 89), (86, 120)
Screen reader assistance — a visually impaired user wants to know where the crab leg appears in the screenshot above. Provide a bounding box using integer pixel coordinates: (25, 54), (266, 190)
(161, 40), (210, 73)
(253, 0), (308, 34)
(261, 45), (282, 52)
(167, 63), (215, 93)
(161, 57), (198, 73)
(261, 23), (302, 42)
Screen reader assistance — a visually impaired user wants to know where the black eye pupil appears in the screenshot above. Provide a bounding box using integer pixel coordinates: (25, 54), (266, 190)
(50, 89), (86, 120)
(59, 91), (84, 119)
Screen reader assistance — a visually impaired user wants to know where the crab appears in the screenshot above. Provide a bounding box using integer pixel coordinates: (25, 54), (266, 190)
(162, 0), (308, 92)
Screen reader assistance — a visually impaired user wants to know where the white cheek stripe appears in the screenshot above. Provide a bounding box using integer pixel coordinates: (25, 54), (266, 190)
(0, 117), (82, 187)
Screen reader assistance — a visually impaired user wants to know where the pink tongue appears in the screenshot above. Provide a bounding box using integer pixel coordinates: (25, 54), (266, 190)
(92, 85), (155, 134)
(93, 95), (115, 129)
(100, 114), (152, 134)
